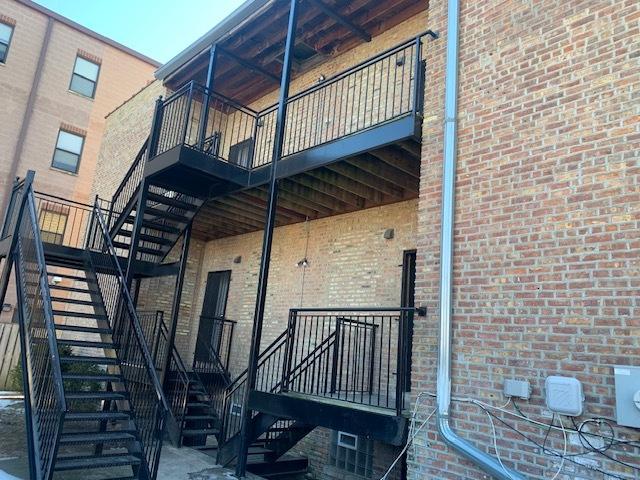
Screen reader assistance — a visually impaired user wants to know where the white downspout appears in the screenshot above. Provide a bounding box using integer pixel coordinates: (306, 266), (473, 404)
(435, 0), (527, 478)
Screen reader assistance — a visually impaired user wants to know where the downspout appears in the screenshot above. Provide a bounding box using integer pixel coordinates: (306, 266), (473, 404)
(435, 0), (526, 479)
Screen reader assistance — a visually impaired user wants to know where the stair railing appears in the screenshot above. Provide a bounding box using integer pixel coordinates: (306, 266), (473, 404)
(137, 310), (193, 447)
(86, 200), (169, 479)
(108, 137), (149, 235)
(219, 330), (289, 444)
(12, 175), (67, 480)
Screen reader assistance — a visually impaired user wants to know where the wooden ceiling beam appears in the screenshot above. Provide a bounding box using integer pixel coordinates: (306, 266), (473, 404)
(280, 179), (349, 212)
(307, 0), (371, 42)
(219, 47), (280, 84)
(397, 140), (422, 158)
(325, 161), (405, 198)
(369, 147), (420, 178)
(345, 155), (418, 192)
(305, 168), (387, 204)
(291, 174), (365, 208)
(240, 189), (324, 219)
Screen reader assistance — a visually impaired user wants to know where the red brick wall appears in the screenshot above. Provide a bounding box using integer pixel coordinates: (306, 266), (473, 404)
(412, 0), (639, 479)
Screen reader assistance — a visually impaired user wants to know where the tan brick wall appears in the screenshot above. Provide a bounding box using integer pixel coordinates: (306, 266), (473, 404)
(411, 0), (640, 479)
(91, 80), (166, 201)
(0, 0), (156, 322)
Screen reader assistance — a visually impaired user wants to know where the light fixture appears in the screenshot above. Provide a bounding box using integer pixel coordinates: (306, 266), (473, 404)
(317, 74), (326, 83)
(296, 258), (309, 268)
(51, 276), (63, 285)
(2, 303), (12, 312)
(383, 228), (395, 240)
(233, 255), (242, 264)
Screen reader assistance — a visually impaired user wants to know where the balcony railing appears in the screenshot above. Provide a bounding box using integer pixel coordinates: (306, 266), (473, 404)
(150, 33), (426, 170)
(33, 192), (110, 251)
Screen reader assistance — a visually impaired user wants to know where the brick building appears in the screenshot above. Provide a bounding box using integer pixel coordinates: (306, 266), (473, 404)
(0, 0), (637, 479)
(0, 0), (159, 322)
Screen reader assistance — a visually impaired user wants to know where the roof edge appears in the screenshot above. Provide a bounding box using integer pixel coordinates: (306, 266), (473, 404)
(154, 0), (272, 81)
(18, 0), (161, 67)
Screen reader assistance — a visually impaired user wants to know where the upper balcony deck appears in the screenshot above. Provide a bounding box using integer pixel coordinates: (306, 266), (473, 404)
(146, 34), (427, 196)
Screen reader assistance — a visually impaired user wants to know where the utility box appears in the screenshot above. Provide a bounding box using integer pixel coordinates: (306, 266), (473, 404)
(614, 366), (640, 428)
(545, 376), (583, 416)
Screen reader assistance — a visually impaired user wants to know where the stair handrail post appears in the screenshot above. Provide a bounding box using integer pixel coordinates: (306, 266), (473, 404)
(197, 45), (218, 150)
(0, 176), (20, 238)
(235, 0), (299, 476)
(180, 81), (196, 147)
(0, 175), (31, 308)
(412, 35), (424, 116)
(281, 309), (298, 392)
(162, 223), (192, 390)
(149, 96), (165, 159)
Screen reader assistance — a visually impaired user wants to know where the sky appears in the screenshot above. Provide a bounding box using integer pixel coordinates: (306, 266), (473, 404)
(33, 0), (246, 64)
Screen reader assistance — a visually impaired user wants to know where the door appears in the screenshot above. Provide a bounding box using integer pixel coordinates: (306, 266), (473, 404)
(400, 250), (416, 392)
(195, 270), (231, 364)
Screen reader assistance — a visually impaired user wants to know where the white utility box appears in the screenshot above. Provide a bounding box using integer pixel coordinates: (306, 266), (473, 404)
(545, 376), (583, 416)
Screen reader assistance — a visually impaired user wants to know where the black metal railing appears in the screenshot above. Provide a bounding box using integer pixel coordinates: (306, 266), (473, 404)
(32, 192), (110, 250)
(86, 201), (168, 479)
(150, 33), (426, 170)
(12, 178), (67, 480)
(138, 310), (169, 370)
(220, 330), (288, 443)
(108, 138), (149, 229)
(193, 316), (235, 373)
(281, 308), (414, 414)
(137, 309), (196, 446)
(1, 177), (28, 240)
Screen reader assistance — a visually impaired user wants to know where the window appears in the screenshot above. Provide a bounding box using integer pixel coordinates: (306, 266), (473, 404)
(0, 22), (14, 63)
(52, 130), (84, 173)
(69, 56), (100, 97)
(330, 431), (373, 478)
(39, 208), (68, 245)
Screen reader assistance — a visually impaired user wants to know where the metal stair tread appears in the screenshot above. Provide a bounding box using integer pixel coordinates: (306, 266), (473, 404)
(60, 355), (119, 365)
(184, 415), (218, 421)
(143, 206), (191, 223)
(146, 192), (200, 211)
(57, 338), (115, 349)
(50, 297), (98, 306)
(65, 411), (131, 422)
(60, 431), (136, 444)
(47, 272), (92, 282)
(112, 240), (164, 256)
(55, 324), (111, 335)
(54, 453), (141, 471)
(49, 285), (92, 294)
(62, 373), (123, 382)
(113, 229), (173, 246)
(52, 310), (107, 319)
(181, 428), (220, 436)
(65, 391), (128, 400)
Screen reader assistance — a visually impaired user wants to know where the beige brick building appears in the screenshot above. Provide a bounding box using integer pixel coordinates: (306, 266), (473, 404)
(0, 0), (158, 322)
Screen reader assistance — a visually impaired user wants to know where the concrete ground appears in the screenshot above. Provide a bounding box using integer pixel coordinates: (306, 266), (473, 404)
(0, 394), (261, 480)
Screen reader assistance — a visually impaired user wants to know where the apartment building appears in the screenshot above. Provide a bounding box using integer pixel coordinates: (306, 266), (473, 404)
(0, 0), (637, 479)
(0, 0), (158, 324)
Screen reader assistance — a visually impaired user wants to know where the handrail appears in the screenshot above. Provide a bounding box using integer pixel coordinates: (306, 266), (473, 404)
(110, 137), (149, 209)
(11, 175), (67, 479)
(258, 31), (434, 114)
(91, 201), (169, 412)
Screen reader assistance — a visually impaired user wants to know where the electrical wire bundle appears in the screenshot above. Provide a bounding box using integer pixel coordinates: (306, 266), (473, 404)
(379, 392), (640, 480)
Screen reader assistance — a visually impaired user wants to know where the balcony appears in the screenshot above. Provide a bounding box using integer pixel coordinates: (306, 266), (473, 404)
(145, 34), (426, 225)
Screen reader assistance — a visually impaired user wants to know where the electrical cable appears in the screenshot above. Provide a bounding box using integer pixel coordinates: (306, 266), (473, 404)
(481, 408), (631, 480)
(549, 414), (566, 480)
(482, 403), (516, 480)
(379, 392), (436, 480)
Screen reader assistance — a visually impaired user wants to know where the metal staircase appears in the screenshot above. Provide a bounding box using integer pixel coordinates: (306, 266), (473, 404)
(0, 174), (168, 480)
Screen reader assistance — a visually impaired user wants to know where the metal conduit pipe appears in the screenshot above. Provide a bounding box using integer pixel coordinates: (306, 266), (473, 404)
(435, 0), (527, 478)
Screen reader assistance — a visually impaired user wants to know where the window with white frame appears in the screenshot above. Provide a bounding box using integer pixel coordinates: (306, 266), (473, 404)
(69, 55), (100, 98)
(52, 129), (84, 173)
(0, 21), (14, 63)
(330, 431), (373, 478)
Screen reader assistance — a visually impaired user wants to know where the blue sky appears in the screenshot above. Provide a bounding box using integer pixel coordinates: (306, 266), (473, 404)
(34, 0), (246, 64)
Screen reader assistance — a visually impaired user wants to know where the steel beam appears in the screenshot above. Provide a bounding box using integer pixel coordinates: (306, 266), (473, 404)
(235, 0), (299, 476)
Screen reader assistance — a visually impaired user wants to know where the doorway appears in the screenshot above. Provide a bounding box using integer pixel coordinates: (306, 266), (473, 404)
(194, 270), (231, 364)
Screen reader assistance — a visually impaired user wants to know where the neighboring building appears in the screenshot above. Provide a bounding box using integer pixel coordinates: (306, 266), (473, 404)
(0, 1), (637, 480)
(0, 0), (159, 322)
